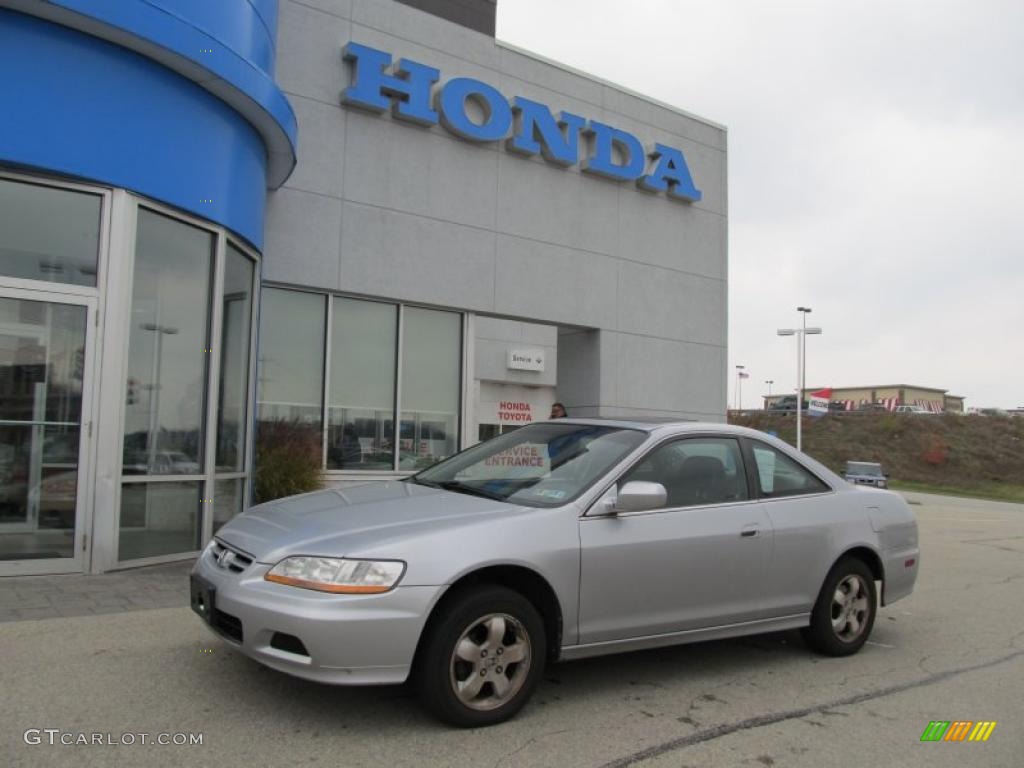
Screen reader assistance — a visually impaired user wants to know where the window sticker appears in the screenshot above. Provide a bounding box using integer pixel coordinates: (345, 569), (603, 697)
(754, 448), (776, 493)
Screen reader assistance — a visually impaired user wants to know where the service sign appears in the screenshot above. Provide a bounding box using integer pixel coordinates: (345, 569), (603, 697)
(507, 348), (545, 372)
(341, 42), (702, 204)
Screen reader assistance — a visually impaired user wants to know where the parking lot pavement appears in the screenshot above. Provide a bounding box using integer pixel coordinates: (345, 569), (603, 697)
(2, 491), (1022, 768)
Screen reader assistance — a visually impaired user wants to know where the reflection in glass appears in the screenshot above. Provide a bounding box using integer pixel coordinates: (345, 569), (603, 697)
(399, 308), (460, 470)
(216, 246), (254, 471)
(213, 478), (244, 533)
(0, 178), (101, 287)
(327, 298), (396, 470)
(257, 289), (324, 428)
(118, 482), (201, 560)
(0, 297), (86, 561)
(122, 209), (213, 476)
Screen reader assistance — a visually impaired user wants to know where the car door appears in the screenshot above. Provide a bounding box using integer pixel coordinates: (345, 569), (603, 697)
(577, 435), (773, 645)
(742, 438), (840, 617)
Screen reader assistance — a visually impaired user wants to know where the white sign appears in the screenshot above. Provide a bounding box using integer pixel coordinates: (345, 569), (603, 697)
(807, 396), (830, 417)
(507, 348), (545, 372)
(497, 401), (534, 424)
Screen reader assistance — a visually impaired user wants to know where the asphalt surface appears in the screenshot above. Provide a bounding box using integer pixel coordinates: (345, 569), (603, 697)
(2, 491), (1022, 767)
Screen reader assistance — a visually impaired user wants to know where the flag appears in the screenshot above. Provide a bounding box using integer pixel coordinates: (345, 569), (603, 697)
(738, 372), (750, 379)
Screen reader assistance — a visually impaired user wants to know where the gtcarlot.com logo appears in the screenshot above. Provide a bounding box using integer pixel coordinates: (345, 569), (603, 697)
(920, 721), (997, 742)
(23, 729), (203, 746)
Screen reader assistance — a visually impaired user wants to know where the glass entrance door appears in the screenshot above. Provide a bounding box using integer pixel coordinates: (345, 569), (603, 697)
(0, 290), (94, 573)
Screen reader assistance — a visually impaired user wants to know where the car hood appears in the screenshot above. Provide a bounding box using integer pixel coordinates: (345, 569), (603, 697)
(216, 481), (527, 564)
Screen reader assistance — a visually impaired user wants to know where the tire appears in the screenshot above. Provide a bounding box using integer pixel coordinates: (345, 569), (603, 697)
(802, 557), (877, 656)
(415, 585), (546, 727)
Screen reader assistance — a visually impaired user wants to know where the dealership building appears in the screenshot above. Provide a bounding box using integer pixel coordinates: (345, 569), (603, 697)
(0, 0), (727, 574)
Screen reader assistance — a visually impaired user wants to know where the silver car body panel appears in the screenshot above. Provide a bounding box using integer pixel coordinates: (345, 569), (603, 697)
(198, 420), (919, 684)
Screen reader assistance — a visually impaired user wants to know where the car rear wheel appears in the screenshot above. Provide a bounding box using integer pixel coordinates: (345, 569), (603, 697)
(802, 557), (877, 656)
(415, 585), (545, 727)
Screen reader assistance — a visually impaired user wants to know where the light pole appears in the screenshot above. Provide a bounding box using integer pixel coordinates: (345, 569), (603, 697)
(797, 306), (812, 411)
(765, 379), (774, 408)
(777, 307), (822, 453)
(735, 365), (745, 411)
(141, 322), (179, 472)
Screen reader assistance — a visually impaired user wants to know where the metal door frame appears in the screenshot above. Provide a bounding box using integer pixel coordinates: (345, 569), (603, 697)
(0, 286), (99, 576)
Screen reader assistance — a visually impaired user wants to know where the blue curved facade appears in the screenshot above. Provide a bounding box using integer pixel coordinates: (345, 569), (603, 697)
(0, 1), (297, 248)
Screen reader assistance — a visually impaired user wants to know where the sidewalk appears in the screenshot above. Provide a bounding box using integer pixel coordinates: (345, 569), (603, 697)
(0, 560), (192, 623)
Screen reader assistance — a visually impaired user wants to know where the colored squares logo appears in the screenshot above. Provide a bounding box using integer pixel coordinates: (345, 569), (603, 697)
(920, 721), (997, 742)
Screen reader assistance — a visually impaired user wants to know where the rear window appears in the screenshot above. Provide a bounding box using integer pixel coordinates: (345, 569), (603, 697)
(751, 442), (830, 497)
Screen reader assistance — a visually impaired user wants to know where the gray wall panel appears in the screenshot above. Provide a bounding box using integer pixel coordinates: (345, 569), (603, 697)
(339, 202), (496, 311)
(616, 261), (726, 346)
(492, 235), (618, 330)
(276, 2), (351, 104)
(263, 187), (342, 288)
(344, 110), (500, 230)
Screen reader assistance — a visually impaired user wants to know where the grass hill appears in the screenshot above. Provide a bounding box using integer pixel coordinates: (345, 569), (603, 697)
(729, 412), (1024, 503)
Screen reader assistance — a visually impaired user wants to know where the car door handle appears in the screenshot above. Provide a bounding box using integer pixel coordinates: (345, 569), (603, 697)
(740, 525), (760, 538)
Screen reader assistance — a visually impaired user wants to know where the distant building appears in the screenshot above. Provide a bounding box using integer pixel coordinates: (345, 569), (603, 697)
(764, 385), (965, 413)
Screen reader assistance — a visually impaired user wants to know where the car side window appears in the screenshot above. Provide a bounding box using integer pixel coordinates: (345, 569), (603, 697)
(750, 441), (830, 497)
(619, 437), (749, 508)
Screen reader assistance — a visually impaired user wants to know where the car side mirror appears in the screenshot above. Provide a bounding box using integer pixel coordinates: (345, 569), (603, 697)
(613, 481), (667, 513)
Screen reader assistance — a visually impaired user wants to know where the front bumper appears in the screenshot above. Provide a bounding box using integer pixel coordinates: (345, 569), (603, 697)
(191, 546), (444, 685)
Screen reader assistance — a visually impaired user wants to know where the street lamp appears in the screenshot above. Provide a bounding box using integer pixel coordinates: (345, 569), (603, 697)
(141, 322), (179, 472)
(765, 380), (774, 408)
(735, 365), (746, 411)
(777, 307), (822, 453)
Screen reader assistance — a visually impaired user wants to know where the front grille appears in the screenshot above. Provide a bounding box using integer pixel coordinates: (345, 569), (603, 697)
(211, 609), (243, 643)
(210, 540), (254, 573)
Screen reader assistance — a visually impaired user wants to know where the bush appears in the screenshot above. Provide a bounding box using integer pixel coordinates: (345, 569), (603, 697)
(254, 419), (323, 503)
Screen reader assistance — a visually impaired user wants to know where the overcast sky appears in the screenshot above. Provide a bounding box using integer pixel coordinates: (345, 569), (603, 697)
(497, 0), (1023, 410)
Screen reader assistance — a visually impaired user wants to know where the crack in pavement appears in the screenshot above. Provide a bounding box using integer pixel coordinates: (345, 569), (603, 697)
(491, 728), (573, 768)
(597, 649), (1024, 768)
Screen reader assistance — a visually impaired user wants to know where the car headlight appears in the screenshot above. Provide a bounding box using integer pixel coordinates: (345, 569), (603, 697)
(264, 557), (405, 594)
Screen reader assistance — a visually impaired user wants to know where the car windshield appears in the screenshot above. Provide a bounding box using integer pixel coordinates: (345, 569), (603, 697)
(846, 462), (883, 476)
(412, 422), (647, 507)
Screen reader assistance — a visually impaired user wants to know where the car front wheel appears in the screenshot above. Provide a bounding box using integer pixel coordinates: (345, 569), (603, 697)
(803, 557), (877, 656)
(415, 585), (545, 727)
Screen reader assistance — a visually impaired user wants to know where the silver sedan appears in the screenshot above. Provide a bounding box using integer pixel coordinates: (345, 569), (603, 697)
(191, 419), (919, 726)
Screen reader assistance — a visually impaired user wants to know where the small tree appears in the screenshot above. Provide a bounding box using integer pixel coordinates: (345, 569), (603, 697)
(254, 419), (323, 503)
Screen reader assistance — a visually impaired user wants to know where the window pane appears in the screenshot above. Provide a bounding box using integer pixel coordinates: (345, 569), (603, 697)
(327, 298), (396, 470)
(399, 307), (460, 470)
(0, 178), (100, 287)
(118, 481), (201, 560)
(751, 442), (830, 497)
(122, 210), (213, 476)
(213, 477), (244, 533)
(621, 437), (748, 507)
(256, 288), (324, 429)
(216, 245), (254, 471)
(0, 298), (87, 424)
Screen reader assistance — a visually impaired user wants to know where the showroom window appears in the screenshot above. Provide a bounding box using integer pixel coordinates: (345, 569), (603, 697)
(119, 207), (258, 562)
(0, 177), (101, 287)
(257, 289), (463, 474)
